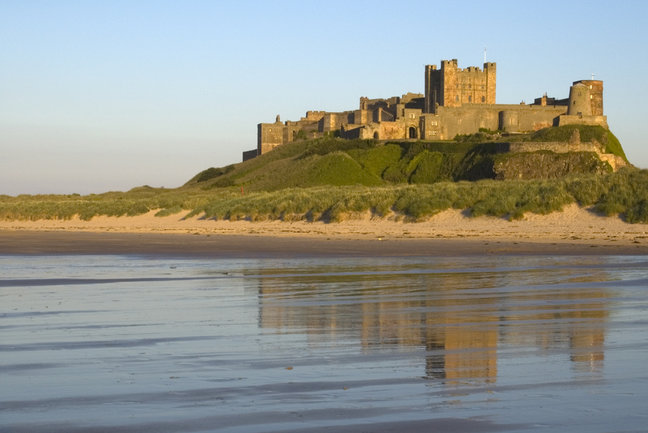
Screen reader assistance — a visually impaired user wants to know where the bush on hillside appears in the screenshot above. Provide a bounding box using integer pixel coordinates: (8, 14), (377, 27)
(193, 165), (235, 183)
(300, 137), (376, 157)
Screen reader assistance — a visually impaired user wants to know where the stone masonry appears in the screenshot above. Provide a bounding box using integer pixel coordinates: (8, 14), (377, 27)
(244, 59), (608, 161)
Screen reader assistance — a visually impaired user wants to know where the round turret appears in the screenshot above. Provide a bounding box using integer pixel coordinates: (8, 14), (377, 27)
(567, 83), (592, 116)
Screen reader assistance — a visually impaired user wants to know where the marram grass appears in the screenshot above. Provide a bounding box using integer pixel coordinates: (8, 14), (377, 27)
(2, 168), (647, 224)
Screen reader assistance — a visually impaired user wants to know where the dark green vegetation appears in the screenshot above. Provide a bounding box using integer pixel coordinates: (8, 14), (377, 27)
(188, 125), (625, 191)
(2, 125), (645, 223)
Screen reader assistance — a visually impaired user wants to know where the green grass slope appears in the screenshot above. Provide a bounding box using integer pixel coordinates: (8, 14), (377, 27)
(188, 125), (628, 192)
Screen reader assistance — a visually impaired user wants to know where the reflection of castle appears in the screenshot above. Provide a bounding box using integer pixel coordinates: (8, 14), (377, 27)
(359, 291), (499, 385)
(500, 286), (608, 374)
(257, 269), (610, 385)
(246, 59), (607, 160)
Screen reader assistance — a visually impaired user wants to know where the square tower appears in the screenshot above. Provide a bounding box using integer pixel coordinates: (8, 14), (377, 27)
(424, 59), (496, 113)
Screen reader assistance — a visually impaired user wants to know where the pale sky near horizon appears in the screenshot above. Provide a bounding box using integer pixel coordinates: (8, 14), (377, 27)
(2, 0), (647, 195)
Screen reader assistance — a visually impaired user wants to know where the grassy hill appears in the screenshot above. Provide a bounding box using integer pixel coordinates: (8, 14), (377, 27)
(187, 125), (626, 191)
(2, 125), (647, 223)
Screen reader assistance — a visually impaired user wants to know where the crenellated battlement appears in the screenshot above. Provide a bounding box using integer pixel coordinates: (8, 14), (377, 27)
(425, 58), (496, 110)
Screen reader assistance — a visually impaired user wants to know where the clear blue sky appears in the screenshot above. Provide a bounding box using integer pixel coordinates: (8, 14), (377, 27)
(1, 0), (647, 195)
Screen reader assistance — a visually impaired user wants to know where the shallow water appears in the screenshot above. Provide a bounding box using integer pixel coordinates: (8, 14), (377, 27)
(1, 254), (648, 432)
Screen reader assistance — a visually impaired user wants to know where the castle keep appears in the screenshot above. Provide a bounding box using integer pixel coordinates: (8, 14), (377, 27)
(246, 59), (607, 160)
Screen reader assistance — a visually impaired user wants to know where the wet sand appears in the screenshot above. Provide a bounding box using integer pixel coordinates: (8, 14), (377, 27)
(1, 204), (648, 256)
(3, 254), (648, 432)
(1, 230), (648, 257)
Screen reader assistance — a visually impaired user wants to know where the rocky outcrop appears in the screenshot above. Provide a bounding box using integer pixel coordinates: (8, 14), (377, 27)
(492, 151), (612, 180)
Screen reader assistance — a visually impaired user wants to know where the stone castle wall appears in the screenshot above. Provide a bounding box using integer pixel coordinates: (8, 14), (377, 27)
(421, 104), (567, 140)
(257, 122), (284, 155)
(558, 114), (608, 129)
(507, 141), (627, 171)
(249, 59), (609, 160)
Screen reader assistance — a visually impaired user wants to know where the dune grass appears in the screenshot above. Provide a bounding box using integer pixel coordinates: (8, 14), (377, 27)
(5, 169), (645, 223)
(185, 168), (647, 223)
(0, 187), (218, 221)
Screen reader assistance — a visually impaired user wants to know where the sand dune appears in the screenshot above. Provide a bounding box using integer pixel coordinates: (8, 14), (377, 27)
(1, 204), (647, 248)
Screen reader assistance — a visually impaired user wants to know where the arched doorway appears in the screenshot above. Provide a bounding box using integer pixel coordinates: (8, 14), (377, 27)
(373, 132), (380, 140)
(408, 127), (417, 139)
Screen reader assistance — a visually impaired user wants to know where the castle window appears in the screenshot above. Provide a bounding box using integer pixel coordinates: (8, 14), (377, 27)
(455, 95), (459, 102)
(468, 95), (472, 102)
(482, 96), (485, 103)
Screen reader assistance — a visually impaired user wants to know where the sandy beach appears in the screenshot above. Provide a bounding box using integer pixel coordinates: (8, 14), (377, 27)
(1, 204), (647, 255)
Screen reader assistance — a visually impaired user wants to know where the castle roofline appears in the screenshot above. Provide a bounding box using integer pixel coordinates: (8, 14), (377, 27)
(426, 59), (496, 73)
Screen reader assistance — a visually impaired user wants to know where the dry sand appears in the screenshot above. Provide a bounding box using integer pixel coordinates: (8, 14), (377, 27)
(1, 204), (647, 256)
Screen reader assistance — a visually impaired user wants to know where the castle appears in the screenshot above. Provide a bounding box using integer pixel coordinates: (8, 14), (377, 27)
(244, 59), (608, 161)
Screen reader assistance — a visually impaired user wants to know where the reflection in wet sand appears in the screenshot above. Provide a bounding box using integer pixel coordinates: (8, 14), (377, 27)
(258, 261), (610, 386)
(3, 255), (645, 433)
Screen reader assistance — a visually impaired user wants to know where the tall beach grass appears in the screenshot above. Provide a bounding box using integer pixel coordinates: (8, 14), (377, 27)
(3, 169), (645, 223)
